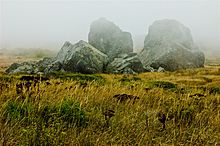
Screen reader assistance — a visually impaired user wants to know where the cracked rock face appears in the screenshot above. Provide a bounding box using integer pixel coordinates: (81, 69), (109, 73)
(139, 19), (205, 71)
(106, 53), (146, 74)
(88, 18), (133, 60)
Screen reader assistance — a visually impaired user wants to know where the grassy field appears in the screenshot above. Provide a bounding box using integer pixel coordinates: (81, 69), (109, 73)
(0, 53), (219, 145)
(0, 64), (219, 145)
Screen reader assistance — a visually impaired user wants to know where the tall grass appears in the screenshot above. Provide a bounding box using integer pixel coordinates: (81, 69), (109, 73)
(0, 67), (219, 145)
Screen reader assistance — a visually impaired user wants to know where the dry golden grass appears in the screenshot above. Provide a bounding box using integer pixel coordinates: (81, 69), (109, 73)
(0, 66), (219, 145)
(0, 56), (219, 145)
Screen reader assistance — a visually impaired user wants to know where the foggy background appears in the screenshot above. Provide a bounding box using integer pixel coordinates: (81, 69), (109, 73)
(0, 0), (220, 57)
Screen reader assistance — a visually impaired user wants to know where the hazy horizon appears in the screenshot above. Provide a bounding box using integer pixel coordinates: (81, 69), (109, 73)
(1, 0), (220, 52)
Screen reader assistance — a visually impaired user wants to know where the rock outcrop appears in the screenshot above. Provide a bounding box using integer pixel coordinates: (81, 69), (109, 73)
(6, 62), (37, 74)
(88, 18), (133, 60)
(106, 53), (145, 74)
(6, 18), (205, 74)
(6, 57), (54, 74)
(139, 19), (205, 71)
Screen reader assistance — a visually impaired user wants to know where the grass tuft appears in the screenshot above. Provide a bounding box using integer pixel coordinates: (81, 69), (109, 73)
(150, 80), (176, 89)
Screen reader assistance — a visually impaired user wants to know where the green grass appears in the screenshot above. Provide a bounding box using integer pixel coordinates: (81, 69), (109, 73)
(149, 80), (177, 89)
(209, 86), (220, 94)
(2, 99), (87, 127)
(0, 67), (220, 145)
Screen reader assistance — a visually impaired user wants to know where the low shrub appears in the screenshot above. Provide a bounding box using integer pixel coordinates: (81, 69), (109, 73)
(209, 87), (220, 94)
(150, 81), (176, 89)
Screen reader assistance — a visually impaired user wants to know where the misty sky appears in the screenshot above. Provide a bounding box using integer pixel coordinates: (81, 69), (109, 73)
(0, 0), (220, 50)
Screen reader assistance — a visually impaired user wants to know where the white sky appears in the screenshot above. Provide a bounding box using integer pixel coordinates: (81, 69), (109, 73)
(0, 0), (220, 50)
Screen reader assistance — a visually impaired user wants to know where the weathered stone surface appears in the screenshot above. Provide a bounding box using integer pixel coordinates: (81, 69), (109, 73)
(37, 57), (55, 72)
(139, 19), (205, 71)
(5, 63), (21, 73)
(106, 53), (145, 74)
(55, 40), (108, 74)
(6, 62), (37, 74)
(44, 61), (63, 73)
(144, 66), (155, 72)
(157, 67), (165, 72)
(88, 18), (133, 60)
(6, 57), (55, 74)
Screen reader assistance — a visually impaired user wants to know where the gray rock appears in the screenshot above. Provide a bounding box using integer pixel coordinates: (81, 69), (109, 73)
(6, 19), (204, 74)
(44, 61), (63, 73)
(88, 18), (133, 60)
(6, 62), (37, 74)
(121, 67), (136, 74)
(5, 63), (22, 73)
(157, 67), (165, 72)
(106, 53), (145, 74)
(37, 57), (55, 72)
(55, 40), (108, 74)
(139, 19), (205, 71)
(144, 66), (155, 72)
(6, 57), (55, 74)
(37, 57), (54, 67)
(5, 40), (108, 74)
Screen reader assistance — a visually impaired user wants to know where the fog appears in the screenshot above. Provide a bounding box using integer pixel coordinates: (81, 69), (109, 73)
(0, 0), (220, 54)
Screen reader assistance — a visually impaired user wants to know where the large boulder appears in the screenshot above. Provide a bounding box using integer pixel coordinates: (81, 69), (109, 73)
(139, 19), (205, 71)
(106, 53), (146, 74)
(55, 40), (108, 74)
(88, 18), (133, 60)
